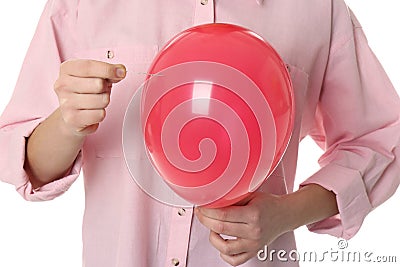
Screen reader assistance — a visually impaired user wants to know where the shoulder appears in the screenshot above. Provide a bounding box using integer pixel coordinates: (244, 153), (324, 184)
(330, 0), (359, 44)
(45, 0), (80, 17)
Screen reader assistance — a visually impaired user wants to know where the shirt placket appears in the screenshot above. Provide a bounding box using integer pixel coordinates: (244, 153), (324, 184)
(194, 0), (215, 25)
(163, 2), (215, 266)
(165, 207), (194, 267)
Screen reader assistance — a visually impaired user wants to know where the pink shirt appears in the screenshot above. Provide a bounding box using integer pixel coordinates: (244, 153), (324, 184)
(1, 0), (400, 266)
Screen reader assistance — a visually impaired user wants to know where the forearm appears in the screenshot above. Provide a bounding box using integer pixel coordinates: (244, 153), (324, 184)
(282, 183), (339, 232)
(24, 108), (85, 188)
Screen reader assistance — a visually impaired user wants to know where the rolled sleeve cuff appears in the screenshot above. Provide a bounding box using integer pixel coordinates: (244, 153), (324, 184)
(1, 118), (82, 201)
(300, 163), (373, 239)
(22, 152), (82, 201)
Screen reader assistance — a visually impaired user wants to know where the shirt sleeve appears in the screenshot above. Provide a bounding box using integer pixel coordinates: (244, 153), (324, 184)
(301, 7), (400, 239)
(0, 0), (81, 201)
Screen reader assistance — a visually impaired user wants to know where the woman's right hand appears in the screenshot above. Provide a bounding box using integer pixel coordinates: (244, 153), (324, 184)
(25, 59), (126, 187)
(54, 59), (126, 136)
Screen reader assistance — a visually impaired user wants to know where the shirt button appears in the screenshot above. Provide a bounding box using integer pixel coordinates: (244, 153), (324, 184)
(171, 258), (180, 266)
(177, 208), (186, 216)
(200, 0), (208, 5)
(106, 50), (114, 59)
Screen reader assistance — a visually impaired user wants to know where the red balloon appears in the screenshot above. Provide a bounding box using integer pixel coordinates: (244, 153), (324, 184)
(141, 23), (294, 207)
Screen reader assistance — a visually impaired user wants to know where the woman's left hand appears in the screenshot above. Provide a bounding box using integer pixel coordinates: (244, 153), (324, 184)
(195, 192), (292, 266)
(195, 184), (339, 266)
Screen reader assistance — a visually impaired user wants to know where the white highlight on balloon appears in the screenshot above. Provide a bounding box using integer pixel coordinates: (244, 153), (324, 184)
(191, 82), (213, 115)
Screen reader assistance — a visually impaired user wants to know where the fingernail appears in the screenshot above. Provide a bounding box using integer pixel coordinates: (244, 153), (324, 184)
(116, 67), (126, 78)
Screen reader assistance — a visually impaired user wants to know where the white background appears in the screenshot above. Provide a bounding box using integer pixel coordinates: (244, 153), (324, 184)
(0, 1), (399, 266)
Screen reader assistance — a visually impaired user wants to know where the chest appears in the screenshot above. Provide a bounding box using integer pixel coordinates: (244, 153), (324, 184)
(76, 0), (331, 157)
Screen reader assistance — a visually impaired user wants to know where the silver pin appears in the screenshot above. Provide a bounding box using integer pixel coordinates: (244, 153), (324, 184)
(135, 72), (164, 77)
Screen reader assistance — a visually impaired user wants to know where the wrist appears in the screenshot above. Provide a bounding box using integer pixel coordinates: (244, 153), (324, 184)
(280, 184), (339, 232)
(25, 108), (85, 187)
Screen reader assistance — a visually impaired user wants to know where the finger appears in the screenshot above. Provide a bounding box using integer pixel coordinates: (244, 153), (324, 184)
(63, 93), (111, 110)
(197, 206), (250, 224)
(209, 232), (258, 265)
(75, 124), (100, 136)
(220, 251), (256, 267)
(62, 109), (106, 130)
(195, 208), (252, 238)
(60, 59), (126, 82)
(55, 75), (112, 95)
